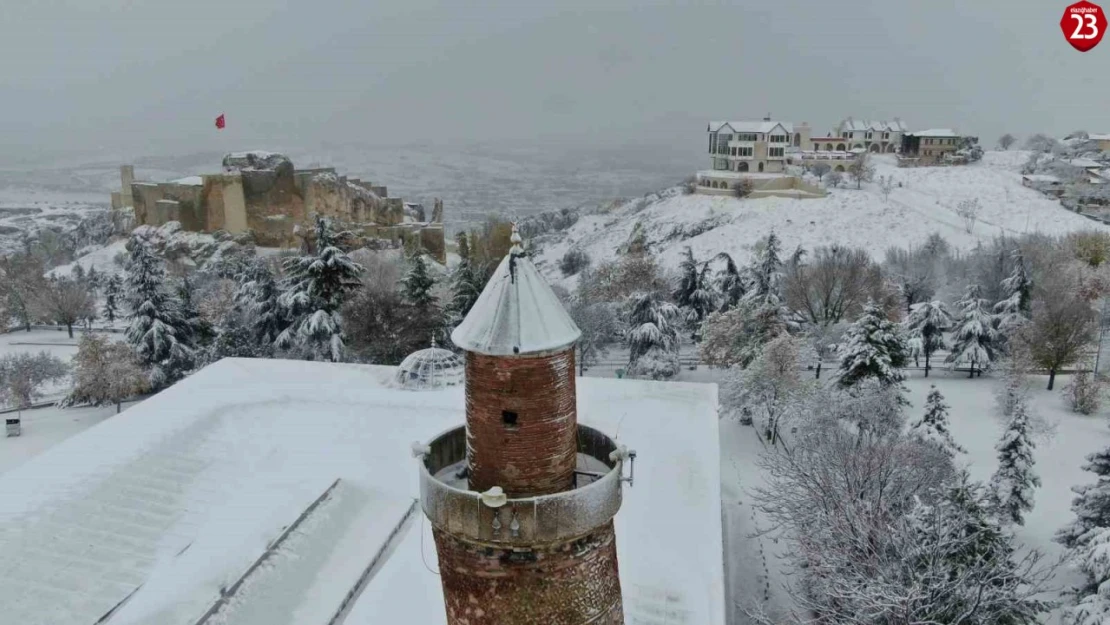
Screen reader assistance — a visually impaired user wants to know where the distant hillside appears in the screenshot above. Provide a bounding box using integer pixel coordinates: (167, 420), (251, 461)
(531, 151), (1108, 285)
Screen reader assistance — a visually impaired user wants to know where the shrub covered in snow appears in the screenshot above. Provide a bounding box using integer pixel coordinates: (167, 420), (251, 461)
(1066, 371), (1104, 416)
(558, 247), (591, 276)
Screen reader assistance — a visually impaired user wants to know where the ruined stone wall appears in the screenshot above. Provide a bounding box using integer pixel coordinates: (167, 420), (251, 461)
(131, 182), (204, 230)
(465, 348), (578, 498)
(240, 162), (305, 247)
(433, 523), (624, 625)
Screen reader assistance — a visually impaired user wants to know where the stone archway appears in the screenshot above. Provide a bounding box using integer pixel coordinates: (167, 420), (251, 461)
(886, 143), (896, 153)
(837, 143), (846, 151)
(738, 162), (749, 172)
(826, 143), (834, 151)
(869, 143), (880, 153)
(852, 143), (863, 150)
(835, 165), (845, 172)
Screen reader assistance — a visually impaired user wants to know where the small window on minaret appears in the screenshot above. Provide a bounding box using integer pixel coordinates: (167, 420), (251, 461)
(502, 410), (519, 427)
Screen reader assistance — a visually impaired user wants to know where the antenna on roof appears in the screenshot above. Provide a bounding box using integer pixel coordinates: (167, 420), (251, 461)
(764, 112), (771, 121)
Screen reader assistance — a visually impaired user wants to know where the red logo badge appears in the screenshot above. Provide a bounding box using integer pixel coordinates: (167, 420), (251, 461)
(1061, 1), (1106, 52)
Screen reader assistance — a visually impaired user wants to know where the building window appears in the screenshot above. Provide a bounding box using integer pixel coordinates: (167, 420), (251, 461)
(502, 410), (518, 427)
(714, 158), (728, 170)
(865, 132), (873, 140)
(837, 143), (846, 151)
(738, 147), (753, 157)
(841, 132), (848, 139)
(730, 147), (736, 156)
(769, 147), (784, 158)
(770, 134), (787, 143)
(883, 132), (889, 139)
(826, 143), (834, 151)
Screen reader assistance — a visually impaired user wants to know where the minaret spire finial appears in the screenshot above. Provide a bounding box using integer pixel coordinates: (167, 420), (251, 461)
(510, 223), (523, 255)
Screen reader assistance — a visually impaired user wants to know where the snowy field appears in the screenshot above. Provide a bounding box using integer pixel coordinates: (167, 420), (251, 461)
(533, 151), (1108, 285)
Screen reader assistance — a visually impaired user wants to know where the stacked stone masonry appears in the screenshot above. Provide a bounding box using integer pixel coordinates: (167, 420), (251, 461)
(465, 348), (578, 498)
(433, 523), (624, 625)
(111, 155), (445, 262)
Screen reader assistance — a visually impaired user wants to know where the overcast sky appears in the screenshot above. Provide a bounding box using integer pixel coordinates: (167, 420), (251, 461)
(0, 0), (1104, 161)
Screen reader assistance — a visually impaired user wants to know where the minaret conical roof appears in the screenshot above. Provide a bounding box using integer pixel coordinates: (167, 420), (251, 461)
(450, 227), (580, 356)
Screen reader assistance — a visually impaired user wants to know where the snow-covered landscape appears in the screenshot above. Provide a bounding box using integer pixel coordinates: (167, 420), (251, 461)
(5, 2), (1110, 620)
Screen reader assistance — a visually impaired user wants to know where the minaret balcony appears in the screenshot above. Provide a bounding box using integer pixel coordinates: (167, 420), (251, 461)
(414, 424), (634, 547)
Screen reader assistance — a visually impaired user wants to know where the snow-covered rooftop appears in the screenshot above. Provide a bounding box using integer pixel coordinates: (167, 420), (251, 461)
(708, 120), (794, 134)
(1070, 157), (1103, 169)
(169, 176), (204, 186)
(1088, 133), (1110, 141)
(0, 358), (723, 625)
(839, 118), (908, 132)
(910, 128), (959, 137)
(1023, 174), (1062, 183)
(451, 230), (581, 356)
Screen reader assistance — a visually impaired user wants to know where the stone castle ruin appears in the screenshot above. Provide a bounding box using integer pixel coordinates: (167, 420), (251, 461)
(111, 152), (445, 262)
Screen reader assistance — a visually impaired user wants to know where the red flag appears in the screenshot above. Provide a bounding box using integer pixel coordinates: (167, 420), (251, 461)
(215, 114), (225, 130)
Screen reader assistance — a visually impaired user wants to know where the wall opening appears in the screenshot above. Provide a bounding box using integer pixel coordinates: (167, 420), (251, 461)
(502, 410), (519, 427)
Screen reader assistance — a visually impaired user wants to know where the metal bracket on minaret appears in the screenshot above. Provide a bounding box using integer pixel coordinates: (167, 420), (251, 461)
(610, 446), (638, 487)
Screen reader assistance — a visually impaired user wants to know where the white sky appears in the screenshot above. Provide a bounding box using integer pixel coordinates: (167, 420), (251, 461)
(0, 0), (1104, 160)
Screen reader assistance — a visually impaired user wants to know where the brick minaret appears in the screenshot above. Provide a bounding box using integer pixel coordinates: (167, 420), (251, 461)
(415, 226), (627, 625)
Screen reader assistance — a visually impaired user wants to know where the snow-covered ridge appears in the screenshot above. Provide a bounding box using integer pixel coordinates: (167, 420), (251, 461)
(531, 151), (1109, 284)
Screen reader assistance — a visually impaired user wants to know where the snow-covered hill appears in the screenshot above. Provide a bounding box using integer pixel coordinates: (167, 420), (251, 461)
(531, 151), (1108, 285)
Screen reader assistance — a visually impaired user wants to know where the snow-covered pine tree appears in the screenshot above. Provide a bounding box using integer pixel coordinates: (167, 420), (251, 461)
(123, 237), (195, 389)
(836, 300), (909, 390)
(400, 252), (437, 313)
(176, 275), (212, 347)
(626, 292), (681, 379)
(1058, 444), (1110, 550)
(673, 247), (716, 338)
(711, 252), (747, 312)
(276, 216), (362, 362)
(904, 300), (952, 377)
(238, 262), (286, 346)
(748, 232), (785, 306)
(947, 284), (996, 378)
(102, 274), (122, 326)
(994, 248), (1033, 337)
(446, 257), (481, 324)
(910, 385), (965, 457)
(989, 394), (1041, 526)
(1058, 444), (1110, 624)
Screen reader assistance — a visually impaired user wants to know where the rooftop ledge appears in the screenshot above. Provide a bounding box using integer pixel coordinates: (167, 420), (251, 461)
(414, 424), (634, 547)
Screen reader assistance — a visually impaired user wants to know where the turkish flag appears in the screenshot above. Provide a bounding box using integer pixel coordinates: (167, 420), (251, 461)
(215, 114), (225, 130)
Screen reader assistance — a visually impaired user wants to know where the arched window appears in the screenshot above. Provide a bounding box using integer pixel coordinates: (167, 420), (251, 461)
(886, 144), (896, 153)
(836, 143), (846, 151)
(758, 162), (765, 173)
(835, 165), (845, 172)
(826, 143), (834, 151)
(738, 162), (749, 172)
(869, 143), (880, 153)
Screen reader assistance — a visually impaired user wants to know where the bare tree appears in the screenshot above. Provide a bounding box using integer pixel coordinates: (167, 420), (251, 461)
(826, 170), (845, 188)
(998, 133), (1016, 150)
(878, 175), (894, 202)
(64, 334), (149, 412)
(0, 351), (68, 414)
(810, 162), (831, 182)
(34, 276), (96, 338)
(883, 245), (938, 315)
(1020, 275), (1097, 390)
(568, 297), (619, 376)
(783, 245), (886, 326)
(1025, 133), (1059, 154)
(956, 198), (981, 234)
(847, 153), (875, 189)
(0, 254), (45, 332)
(721, 335), (814, 444)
